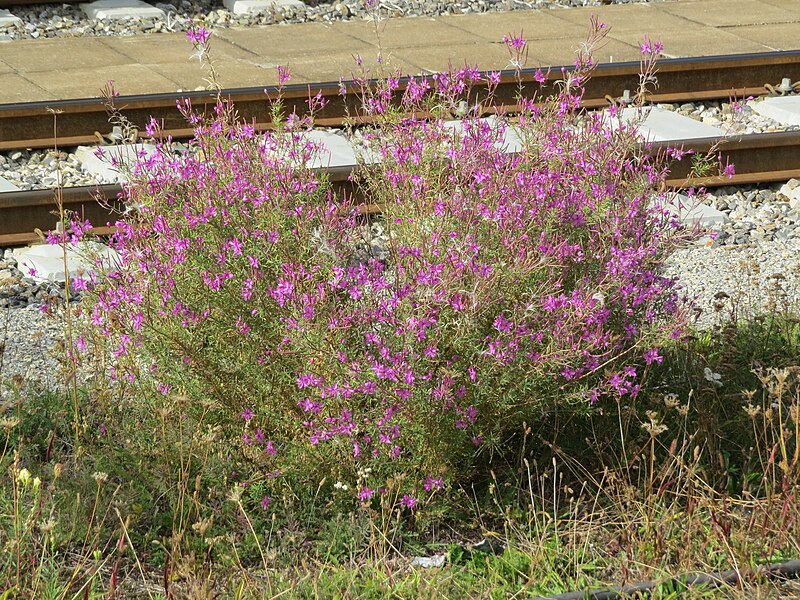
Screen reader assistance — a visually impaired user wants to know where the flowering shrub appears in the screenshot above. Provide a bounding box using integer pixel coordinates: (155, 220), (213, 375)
(83, 27), (690, 509)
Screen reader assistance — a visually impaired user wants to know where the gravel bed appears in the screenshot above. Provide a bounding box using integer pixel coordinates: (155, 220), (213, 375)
(0, 149), (110, 191)
(0, 0), (655, 41)
(0, 143), (191, 191)
(0, 303), (67, 396)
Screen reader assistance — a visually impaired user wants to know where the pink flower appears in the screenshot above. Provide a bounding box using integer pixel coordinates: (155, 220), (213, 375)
(276, 65), (291, 86)
(359, 487), (375, 502)
(186, 26), (210, 45)
(241, 407), (254, 421)
(723, 163), (735, 178)
(502, 33), (526, 51)
(423, 476), (443, 492)
(261, 496), (271, 510)
(643, 348), (663, 365)
(400, 495), (418, 509)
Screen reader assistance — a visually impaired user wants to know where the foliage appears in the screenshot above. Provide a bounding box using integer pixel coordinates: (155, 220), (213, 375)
(74, 24), (691, 515)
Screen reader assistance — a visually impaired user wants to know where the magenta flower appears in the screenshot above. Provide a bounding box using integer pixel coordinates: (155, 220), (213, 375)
(400, 495), (418, 509)
(723, 163), (736, 178)
(423, 476), (443, 492)
(186, 26), (210, 45)
(643, 348), (663, 365)
(241, 408), (254, 422)
(502, 33), (526, 51)
(359, 487), (375, 502)
(261, 496), (271, 510)
(276, 64), (291, 87)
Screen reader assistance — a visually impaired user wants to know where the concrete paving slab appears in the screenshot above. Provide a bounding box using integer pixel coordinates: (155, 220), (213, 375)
(759, 0), (800, 14)
(440, 11), (585, 43)
(76, 143), (157, 182)
(0, 176), (19, 192)
(275, 49), (418, 83)
(201, 59), (283, 87)
(724, 23), (800, 51)
(552, 4), (698, 34)
(0, 37), (130, 73)
(223, 0), (304, 16)
(752, 96), (800, 127)
(14, 242), (120, 284)
(81, 0), (165, 20)
(0, 59), (14, 76)
(335, 16), (476, 49)
(151, 59), (282, 90)
(142, 61), (217, 91)
(393, 42), (516, 74)
(607, 26), (773, 59)
(0, 74), (50, 103)
(0, 9), (22, 27)
(215, 22), (371, 57)
(616, 106), (724, 142)
(658, 0), (799, 27)
(25, 64), (178, 99)
(98, 31), (259, 63)
(523, 37), (641, 66)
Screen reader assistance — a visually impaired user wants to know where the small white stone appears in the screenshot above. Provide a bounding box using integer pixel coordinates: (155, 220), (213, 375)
(80, 0), (165, 20)
(222, 0), (304, 16)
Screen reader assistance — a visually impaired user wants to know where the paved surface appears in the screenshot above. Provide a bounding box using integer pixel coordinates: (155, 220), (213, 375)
(0, 0), (798, 103)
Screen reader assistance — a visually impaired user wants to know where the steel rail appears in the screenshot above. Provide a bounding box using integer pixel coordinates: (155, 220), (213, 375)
(3, 130), (800, 246)
(1, 50), (799, 150)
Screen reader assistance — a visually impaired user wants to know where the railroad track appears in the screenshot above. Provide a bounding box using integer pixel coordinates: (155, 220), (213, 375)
(2, 50), (800, 245)
(2, 50), (798, 150)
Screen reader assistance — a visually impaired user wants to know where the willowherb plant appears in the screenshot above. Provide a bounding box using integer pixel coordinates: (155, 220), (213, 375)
(81, 24), (692, 509)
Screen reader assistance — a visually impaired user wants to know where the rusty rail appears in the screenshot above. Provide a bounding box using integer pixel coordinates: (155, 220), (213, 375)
(1, 50), (799, 150)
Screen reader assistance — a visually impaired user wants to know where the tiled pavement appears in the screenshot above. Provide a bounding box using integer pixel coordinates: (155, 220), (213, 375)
(0, 0), (798, 103)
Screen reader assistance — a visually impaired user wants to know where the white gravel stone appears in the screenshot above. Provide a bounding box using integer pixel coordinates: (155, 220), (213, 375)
(0, 149), (109, 191)
(0, 305), (66, 396)
(664, 238), (800, 331)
